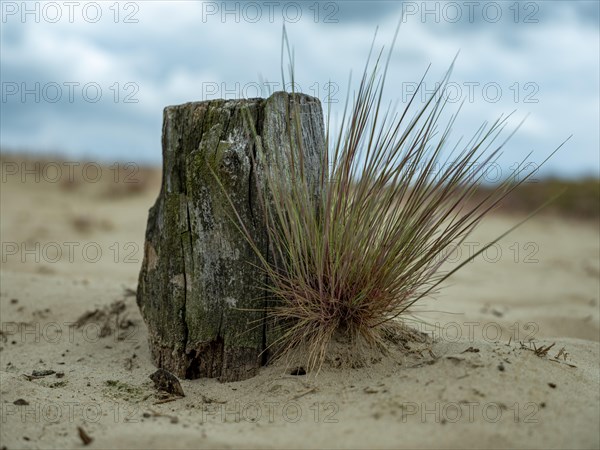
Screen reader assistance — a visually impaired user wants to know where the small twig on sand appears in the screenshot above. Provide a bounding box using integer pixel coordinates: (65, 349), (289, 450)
(77, 426), (93, 446)
(291, 386), (318, 400)
(153, 397), (179, 405)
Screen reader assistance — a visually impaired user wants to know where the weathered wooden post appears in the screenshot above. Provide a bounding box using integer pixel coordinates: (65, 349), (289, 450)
(137, 92), (325, 382)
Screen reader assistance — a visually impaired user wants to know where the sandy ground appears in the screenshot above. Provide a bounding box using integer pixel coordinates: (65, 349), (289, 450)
(1, 160), (599, 449)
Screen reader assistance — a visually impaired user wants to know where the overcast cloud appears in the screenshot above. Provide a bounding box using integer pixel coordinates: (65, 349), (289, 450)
(1, 0), (598, 177)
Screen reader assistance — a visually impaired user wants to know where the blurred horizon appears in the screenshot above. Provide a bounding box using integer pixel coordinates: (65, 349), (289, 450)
(1, 0), (599, 179)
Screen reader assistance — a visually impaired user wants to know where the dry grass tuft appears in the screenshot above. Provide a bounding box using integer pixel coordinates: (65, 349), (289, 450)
(214, 28), (566, 371)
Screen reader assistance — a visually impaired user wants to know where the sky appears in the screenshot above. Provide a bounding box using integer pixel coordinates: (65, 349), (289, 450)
(1, 0), (599, 178)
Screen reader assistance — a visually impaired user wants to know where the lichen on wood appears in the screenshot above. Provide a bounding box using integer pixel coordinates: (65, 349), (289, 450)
(137, 92), (325, 382)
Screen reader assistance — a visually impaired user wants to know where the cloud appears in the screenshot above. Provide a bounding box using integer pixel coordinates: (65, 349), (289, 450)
(1, 0), (598, 176)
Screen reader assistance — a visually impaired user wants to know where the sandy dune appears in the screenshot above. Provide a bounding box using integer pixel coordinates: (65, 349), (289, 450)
(1, 161), (598, 449)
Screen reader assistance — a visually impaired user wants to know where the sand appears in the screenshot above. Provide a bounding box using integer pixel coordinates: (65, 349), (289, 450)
(1, 160), (598, 449)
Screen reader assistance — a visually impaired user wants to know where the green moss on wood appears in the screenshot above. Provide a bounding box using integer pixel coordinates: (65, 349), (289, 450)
(137, 92), (325, 381)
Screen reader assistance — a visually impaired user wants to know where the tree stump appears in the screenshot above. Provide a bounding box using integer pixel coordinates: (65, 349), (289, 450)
(136, 92), (325, 382)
